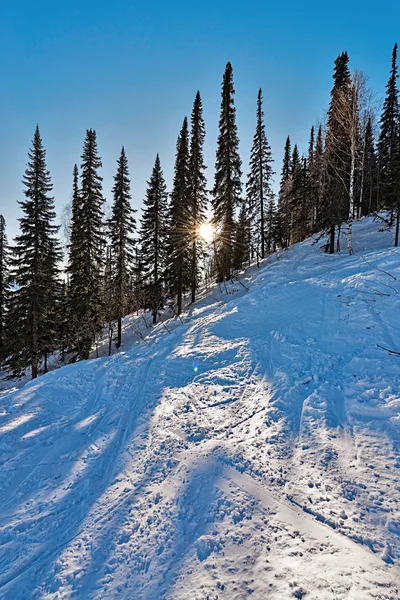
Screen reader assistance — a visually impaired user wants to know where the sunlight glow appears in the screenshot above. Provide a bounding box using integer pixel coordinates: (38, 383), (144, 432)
(198, 222), (214, 243)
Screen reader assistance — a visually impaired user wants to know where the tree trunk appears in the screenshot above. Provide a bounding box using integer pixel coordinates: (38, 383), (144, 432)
(329, 225), (335, 254)
(116, 317), (122, 349)
(395, 202), (400, 247)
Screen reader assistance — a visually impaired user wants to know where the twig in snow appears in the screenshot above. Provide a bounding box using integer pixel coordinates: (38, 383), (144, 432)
(354, 249), (397, 281)
(377, 344), (400, 356)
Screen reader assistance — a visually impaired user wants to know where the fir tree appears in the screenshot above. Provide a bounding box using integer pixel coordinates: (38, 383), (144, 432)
(360, 116), (378, 216)
(108, 147), (136, 348)
(140, 155), (169, 323)
(246, 88), (274, 261)
(6, 126), (61, 378)
(168, 117), (191, 315)
(313, 125), (325, 230)
(233, 199), (250, 271)
(212, 62), (242, 280)
(277, 136), (292, 248)
(0, 215), (10, 358)
(68, 130), (105, 359)
(323, 51), (352, 252)
(378, 43), (400, 241)
(189, 91), (208, 303)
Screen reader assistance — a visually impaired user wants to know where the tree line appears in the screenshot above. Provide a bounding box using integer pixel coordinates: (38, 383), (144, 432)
(0, 45), (399, 379)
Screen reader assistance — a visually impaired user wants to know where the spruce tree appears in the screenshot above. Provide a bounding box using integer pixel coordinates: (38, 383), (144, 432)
(68, 130), (105, 359)
(246, 88), (274, 261)
(323, 52), (352, 252)
(168, 117), (191, 315)
(0, 215), (10, 359)
(189, 91), (208, 303)
(378, 44), (400, 240)
(233, 199), (250, 271)
(6, 126), (61, 378)
(277, 136), (292, 248)
(359, 116), (378, 216)
(140, 155), (168, 323)
(313, 125), (325, 230)
(212, 62), (242, 280)
(108, 147), (136, 347)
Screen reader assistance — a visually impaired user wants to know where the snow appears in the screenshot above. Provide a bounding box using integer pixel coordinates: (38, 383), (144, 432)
(1, 216), (400, 599)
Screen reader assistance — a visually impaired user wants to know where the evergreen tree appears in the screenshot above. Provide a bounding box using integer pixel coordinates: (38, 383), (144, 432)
(188, 91), (208, 303)
(0, 215), (10, 358)
(246, 88), (274, 261)
(68, 130), (105, 359)
(290, 156), (310, 243)
(313, 125), (325, 230)
(167, 118), (191, 315)
(233, 199), (250, 271)
(378, 43), (400, 241)
(212, 62), (242, 280)
(108, 147), (136, 347)
(323, 51), (352, 252)
(307, 126), (318, 231)
(277, 136), (292, 248)
(6, 126), (61, 378)
(265, 197), (277, 254)
(359, 116), (378, 216)
(140, 155), (169, 323)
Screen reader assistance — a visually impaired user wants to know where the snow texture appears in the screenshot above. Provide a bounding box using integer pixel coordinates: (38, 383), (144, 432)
(0, 217), (400, 599)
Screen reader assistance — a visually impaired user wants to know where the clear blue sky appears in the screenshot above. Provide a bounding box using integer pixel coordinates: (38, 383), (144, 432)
(0, 0), (399, 242)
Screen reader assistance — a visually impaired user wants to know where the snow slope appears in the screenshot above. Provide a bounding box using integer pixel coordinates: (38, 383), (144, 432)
(0, 217), (400, 599)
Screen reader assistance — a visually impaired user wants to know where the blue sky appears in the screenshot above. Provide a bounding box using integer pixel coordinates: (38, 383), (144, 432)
(0, 0), (399, 242)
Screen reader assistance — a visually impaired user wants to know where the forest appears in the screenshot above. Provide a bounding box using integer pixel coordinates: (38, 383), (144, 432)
(0, 45), (399, 380)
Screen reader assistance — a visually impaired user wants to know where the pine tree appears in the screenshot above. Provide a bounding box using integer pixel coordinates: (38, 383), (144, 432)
(68, 130), (105, 359)
(108, 147), (136, 348)
(140, 155), (169, 323)
(378, 44), (400, 241)
(189, 91), (208, 303)
(0, 215), (10, 359)
(246, 88), (274, 261)
(277, 136), (292, 248)
(212, 62), (242, 280)
(323, 51), (352, 253)
(6, 126), (61, 378)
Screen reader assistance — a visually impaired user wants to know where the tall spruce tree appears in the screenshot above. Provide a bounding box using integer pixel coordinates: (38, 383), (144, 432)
(68, 130), (105, 359)
(233, 199), (250, 271)
(313, 125), (325, 231)
(212, 62), (242, 280)
(378, 43), (400, 242)
(359, 116), (377, 216)
(0, 215), (10, 358)
(108, 147), (136, 347)
(168, 118), (191, 315)
(140, 155), (168, 323)
(6, 126), (61, 378)
(189, 91), (208, 303)
(246, 88), (274, 261)
(277, 136), (292, 248)
(323, 52), (352, 253)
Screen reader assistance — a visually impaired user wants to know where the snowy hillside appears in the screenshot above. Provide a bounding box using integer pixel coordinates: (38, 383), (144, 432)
(1, 217), (400, 599)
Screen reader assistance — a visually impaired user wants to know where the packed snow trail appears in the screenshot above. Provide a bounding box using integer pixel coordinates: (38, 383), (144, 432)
(0, 217), (400, 599)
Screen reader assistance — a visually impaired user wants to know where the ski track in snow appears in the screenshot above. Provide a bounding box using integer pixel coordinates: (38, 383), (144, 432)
(1, 217), (400, 599)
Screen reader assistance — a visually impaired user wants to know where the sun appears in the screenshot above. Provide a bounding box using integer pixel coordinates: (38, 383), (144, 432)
(198, 221), (214, 243)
